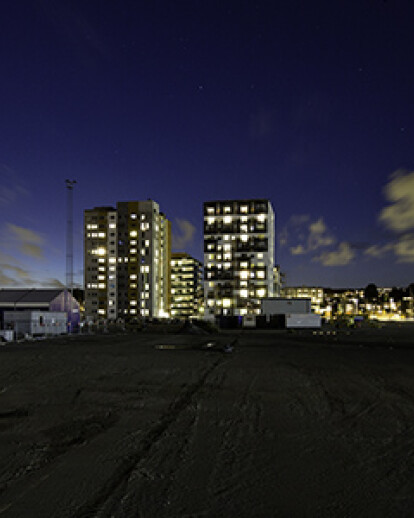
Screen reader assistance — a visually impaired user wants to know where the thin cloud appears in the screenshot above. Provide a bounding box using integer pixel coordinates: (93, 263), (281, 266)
(284, 216), (335, 255)
(279, 214), (309, 247)
(1, 263), (31, 280)
(0, 164), (29, 206)
(307, 218), (335, 251)
(394, 234), (414, 263)
(379, 170), (414, 232)
(313, 242), (355, 266)
(39, 278), (66, 288)
(290, 244), (306, 255)
(0, 263), (33, 287)
(0, 264), (65, 288)
(172, 218), (196, 250)
(6, 223), (45, 259)
(21, 243), (44, 259)
(0, 272), (20, 286)
(364, 243), (395, 259)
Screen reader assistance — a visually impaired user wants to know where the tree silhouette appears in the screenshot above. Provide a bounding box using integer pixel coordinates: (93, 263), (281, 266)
(364, 283), (378, 302)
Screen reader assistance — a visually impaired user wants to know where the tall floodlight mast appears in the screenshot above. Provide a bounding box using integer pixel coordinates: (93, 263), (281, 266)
(65, 179), (76, 332)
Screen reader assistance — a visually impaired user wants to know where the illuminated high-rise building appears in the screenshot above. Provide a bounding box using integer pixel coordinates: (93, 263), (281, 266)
(84, 200), (171, 321)
(170, 253), (203, 319)
(203, 199), (275, 319)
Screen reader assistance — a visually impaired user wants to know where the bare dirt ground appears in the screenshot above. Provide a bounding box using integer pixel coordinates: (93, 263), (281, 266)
(1, 325), (414, 517)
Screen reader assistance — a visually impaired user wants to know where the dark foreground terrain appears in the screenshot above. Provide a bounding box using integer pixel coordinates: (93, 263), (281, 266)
(1, 326), (414, 517)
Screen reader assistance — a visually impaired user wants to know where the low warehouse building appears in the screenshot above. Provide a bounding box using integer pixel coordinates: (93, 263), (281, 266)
(0, 289), (80, 333)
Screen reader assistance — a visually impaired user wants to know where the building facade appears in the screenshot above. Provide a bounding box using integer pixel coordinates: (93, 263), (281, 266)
(84, 200), (171, 321)
(170, 253), (203, 319)
(204, 199), (275, 319)
(281, 286), (324, 313)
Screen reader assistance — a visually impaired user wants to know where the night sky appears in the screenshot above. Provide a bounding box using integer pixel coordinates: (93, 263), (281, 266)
(1, 0), (414, 289)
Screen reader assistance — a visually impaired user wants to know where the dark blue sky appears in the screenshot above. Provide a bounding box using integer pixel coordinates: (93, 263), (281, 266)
(1, 0), (414, 288)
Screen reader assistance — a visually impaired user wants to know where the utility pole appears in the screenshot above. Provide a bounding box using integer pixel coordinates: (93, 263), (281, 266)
(66, 179), (76, 333)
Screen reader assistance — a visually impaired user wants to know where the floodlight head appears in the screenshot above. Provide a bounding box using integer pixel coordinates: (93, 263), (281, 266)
(65, 179), (77, 189)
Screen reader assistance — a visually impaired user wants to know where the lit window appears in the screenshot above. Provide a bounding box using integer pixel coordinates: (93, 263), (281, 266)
(240, 271), (249, 279)
(130, 230), (138, 237)
(207, 217), (215, 224)
(257, 271), (265, 279)
(224, 215), (232, 224)
(222, 298), (231, 308)
(240, 289), (248, 298)
(109, 223), (116, 229)
(131, 213), (137, 219)
(241, 235), (248, 242)
(257, 214), (266, 222)
(240, 206), (248, 213)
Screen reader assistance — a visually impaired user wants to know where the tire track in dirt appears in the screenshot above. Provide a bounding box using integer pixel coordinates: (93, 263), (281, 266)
(282, 359), (414, 516)
(74, 356), (225, 518)
(0, 413), (118, 502)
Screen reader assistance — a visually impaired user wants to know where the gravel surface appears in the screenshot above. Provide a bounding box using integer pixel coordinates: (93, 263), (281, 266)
(1, 327), (414, 517)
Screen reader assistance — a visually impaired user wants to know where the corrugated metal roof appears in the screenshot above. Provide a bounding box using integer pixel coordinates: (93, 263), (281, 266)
(0, 289), (64, 304)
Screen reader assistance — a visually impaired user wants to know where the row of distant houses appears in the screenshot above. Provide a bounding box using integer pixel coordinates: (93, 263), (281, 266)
(0, 289), (80, 340)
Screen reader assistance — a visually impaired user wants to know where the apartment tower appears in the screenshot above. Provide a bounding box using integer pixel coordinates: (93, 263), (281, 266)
(84, 200), (171, 321)
(170, 253), (203, 319)
(204, 199), (275, 319)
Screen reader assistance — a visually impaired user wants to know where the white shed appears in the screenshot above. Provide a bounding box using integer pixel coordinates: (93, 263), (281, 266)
(3, 311), (67, 337)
